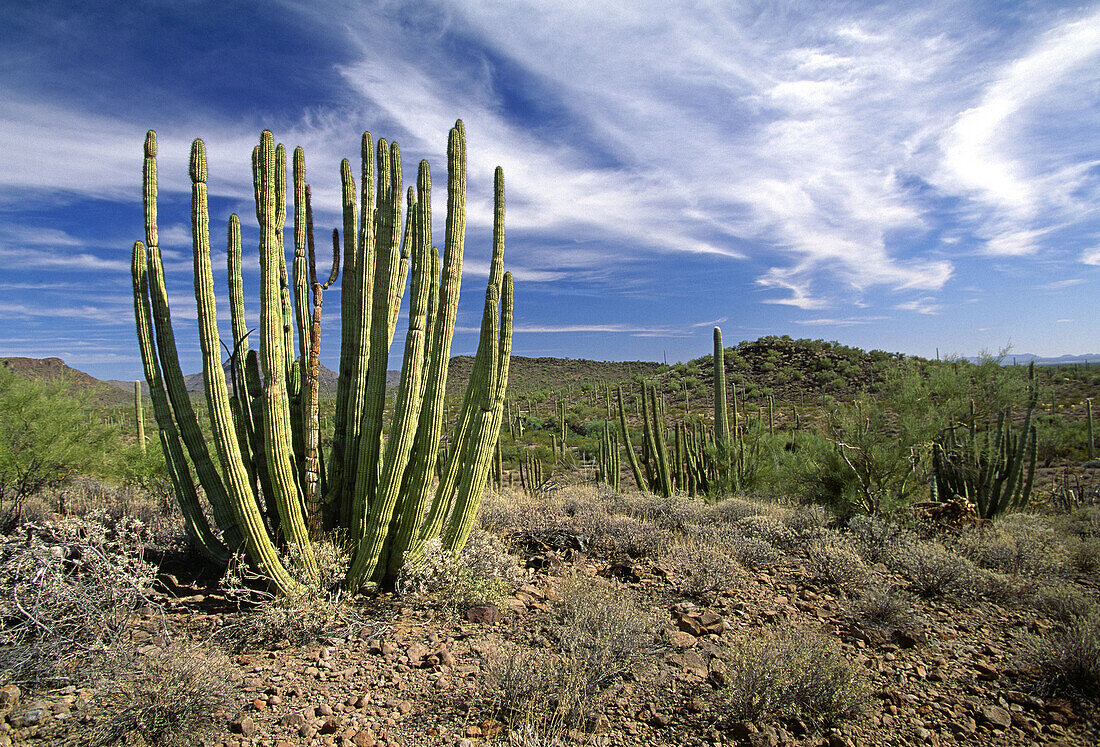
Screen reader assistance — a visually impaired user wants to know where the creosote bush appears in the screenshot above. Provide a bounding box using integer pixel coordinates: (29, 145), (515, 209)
(713, 627), (870, 727)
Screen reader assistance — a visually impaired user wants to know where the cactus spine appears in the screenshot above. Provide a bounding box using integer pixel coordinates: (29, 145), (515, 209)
(133, 122), (511, 592)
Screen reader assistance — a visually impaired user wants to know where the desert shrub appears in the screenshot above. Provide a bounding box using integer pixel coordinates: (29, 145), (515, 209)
(704, 496), (780, 525)
(1021, 613), (1100, 698)
(713, 627), (870, 727)
(954, 514), (1063, 577)
(478, 488), (560, 533)
(398, 529), (516, 614)
(1066, 537), (1100, 574)
(698, 525), (782, 568)
(846, 514), (911, 565)
(807, 537), (870, 592)
(784, 503), (830, 539)
(1032, 583), (1096, 624)
(662, 538), (743, 599)
(734, 514), (796, 552)
(0, 515), (158, 688)
(854, 584), (911, 630)
(87, 644), (230, 746)
(889, 541), (978, 598)
(482, 577), (655, 738)
(626, 492), (706, 531)
(588, 514), (677, 559)
(0, 369), (116, 532)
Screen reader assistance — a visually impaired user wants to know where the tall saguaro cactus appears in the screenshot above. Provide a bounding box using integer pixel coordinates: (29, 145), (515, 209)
(133, 121), (512, 593)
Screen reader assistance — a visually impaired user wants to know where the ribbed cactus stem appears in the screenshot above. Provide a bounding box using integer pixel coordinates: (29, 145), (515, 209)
(618, 385), (648, 491)
(141, 131), (244, 553)
(713, 327), (730, 478)
(1088, 398), (1095, 461)
(350, 139), (403, 541)
(134, 381), (145, 453)
(303, 187), (339, 540)
(292, 147), (311, 366)
(189, 138), (306, 594)
(131, 240), (227, 564)
(256, 131), (318, 583)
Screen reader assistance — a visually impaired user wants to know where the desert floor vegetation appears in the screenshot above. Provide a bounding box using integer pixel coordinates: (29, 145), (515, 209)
(1, 474), (1098, 746)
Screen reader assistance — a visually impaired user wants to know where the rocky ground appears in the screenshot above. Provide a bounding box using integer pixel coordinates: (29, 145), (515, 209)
(2, 482), (1098, 747)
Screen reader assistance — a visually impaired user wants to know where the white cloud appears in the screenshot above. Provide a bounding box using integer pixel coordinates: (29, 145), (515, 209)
(936, 8), (1100, 256)
(895, 296), (941, 315)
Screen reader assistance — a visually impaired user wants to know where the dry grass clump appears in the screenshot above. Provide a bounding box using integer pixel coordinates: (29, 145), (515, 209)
(807, 536), (870, 593)
(481, 576), (656, 740)
(1066, 537), (1100, 574)
(712, 627), (870, 727)
(783, 503), (831, 539)
(0, 515), (159, 688)
(478, 487), (562, 533)
(704, 496), (788, 525)
(732, 514), (797, 552)
(86, 643), (231, 746)
(623, 491), (707, 531)
(697, 525), (783, 569)
(1031, 583), (1097, 624)
(662, 538), (744, 599)
(585, 513), (678, 559)
(398, 528), (517, 615)
(1022, 613), (1100, 699)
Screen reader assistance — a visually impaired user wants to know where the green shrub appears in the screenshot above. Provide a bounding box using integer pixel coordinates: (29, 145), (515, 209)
(0, 369), (115, 531)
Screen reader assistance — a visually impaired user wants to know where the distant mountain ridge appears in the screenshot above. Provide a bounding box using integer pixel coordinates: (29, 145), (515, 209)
(964, 353), (1100, 366)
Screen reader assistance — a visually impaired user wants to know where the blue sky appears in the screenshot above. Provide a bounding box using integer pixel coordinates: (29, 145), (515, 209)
(1, 0), (1098, 380)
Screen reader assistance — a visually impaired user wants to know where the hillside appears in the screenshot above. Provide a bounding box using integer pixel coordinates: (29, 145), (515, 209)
(0, 357), (130, 406)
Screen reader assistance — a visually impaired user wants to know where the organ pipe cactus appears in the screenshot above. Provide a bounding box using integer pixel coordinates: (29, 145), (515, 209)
(713, 327), (731, 487)
(1087, 398), (1095, 461)
(931, 364), (1038, 519)
(134, 381), (145, 453)
(133, 122), (512, 593)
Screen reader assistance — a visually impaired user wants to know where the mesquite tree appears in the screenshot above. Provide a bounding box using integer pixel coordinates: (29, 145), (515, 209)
(132, 121), (512, 593)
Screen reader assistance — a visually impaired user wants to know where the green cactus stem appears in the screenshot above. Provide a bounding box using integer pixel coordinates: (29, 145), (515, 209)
(134, 381), (145, 453)
(1087, 398), (1095, 461)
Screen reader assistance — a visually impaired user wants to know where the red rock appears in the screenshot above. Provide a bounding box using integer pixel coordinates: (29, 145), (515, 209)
(465, 604), (500, 624)
(229, 715), (256, 736)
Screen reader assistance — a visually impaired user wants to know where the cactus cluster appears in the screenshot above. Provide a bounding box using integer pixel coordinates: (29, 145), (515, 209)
(610, 327), (763, 498)
(132, 122), (512, 592)
(931, 364), (1038, 519)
